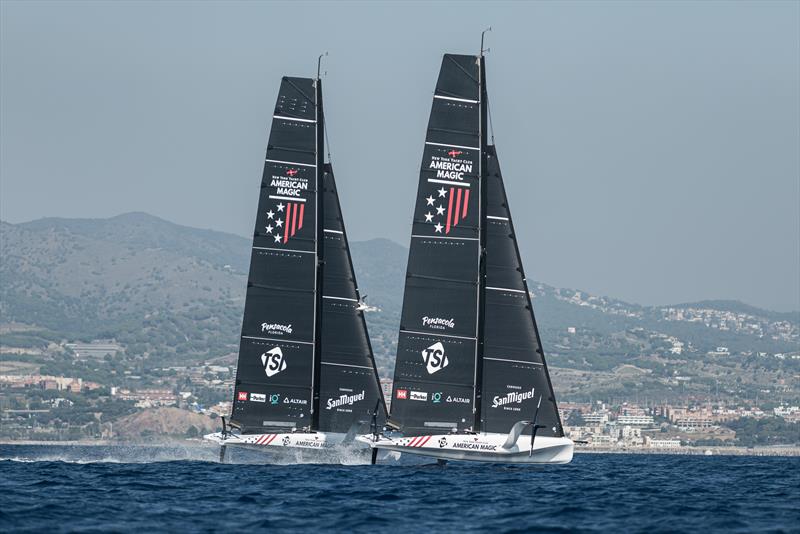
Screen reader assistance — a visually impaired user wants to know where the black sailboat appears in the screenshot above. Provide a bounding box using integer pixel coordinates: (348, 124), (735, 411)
(358, 49), (573, 463)
(205, 71), (387, 459)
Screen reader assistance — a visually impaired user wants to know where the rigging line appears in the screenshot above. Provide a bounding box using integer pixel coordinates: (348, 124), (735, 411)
(324, 119), (332, 163)
(487, 91), (495, 144)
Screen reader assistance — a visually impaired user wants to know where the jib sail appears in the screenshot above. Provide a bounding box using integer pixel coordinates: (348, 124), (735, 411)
(231, 76), (321, 432)
(481, 145), (564, 438)
(317, 164), (388, 432)
(390, 54), (483, 435)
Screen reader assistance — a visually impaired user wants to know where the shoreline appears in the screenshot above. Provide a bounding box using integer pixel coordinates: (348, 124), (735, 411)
(575, 446), (800, 457)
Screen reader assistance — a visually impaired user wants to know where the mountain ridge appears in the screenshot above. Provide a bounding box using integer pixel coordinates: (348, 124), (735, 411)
(3, 211), (792, 316)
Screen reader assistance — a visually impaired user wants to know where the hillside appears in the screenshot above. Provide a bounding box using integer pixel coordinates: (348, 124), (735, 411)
(1, 213), (798, 405)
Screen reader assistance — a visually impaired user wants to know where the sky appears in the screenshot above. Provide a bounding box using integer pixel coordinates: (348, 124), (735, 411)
(1, 1), (798, 312)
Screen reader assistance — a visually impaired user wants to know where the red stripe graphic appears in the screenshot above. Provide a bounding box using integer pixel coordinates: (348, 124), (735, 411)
(265, 434), (277, 445)
(454, 188), (462, 227)
(445, 187), (454, 234)
(283, 204), (291, 243)
(291, 203), (298, 237)
(298, 203), (304, 230)
(462, 189), (469, 218)
(408, 436), (421, 447)
(417, 436), (431, 448)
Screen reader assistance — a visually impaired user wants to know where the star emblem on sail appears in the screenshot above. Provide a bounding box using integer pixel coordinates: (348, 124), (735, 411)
(423, 183), (470, 234)
(265, 200), (305, 243)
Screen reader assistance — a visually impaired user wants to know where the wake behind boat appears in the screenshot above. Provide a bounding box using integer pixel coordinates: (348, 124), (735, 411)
(206, 67), (387, 462)
(358, 44), (573, 464)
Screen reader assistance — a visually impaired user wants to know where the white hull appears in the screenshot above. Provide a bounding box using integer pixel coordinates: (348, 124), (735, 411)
(357, 433), (573, 464)
(204, 431), (371, 461)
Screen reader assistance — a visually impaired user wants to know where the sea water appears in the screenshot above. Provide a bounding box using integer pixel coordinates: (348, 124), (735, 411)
(1, 444), (798, 532)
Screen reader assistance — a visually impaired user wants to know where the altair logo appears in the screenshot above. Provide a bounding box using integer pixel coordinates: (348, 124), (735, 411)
(422, 342), (448, 374)
(492, 388), (536, 408)
(261, 347), (287, 377)
(326, 390), (366, 410)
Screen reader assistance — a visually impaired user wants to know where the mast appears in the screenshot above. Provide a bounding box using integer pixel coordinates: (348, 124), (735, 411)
(311, 64), (325, 430)
(473, 35), (490, 433)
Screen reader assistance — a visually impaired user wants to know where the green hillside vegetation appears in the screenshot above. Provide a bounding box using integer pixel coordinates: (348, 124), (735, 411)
(1, 213), (798, 405)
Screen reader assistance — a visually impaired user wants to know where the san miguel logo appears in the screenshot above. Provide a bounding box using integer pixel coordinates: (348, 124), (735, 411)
(265, 166), (308, 244)
(422, 148), (473, 235)
(261, 347), (287, 378)
(422, 342), (448, 374)
(326, 390), (366, 410)
(492, 387), (536, 408)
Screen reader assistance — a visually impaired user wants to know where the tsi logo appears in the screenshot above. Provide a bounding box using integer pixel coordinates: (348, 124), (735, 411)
(261, 347), (287, 377)
(421, 342), (448, 374)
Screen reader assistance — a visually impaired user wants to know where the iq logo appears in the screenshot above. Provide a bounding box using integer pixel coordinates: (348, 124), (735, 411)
(261, 347), (287, 377)
(432, 392), (443, 403)
(422, 342), (448, 374)
(269, 394), (280, 405)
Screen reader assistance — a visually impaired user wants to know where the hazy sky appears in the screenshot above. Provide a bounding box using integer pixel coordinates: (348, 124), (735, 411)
(1, 1), (798, 312)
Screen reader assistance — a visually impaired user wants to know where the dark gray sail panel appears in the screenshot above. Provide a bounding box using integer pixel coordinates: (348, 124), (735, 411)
(267, 77), (317, 166)
(232, 339), (313, 430)
(317, 166), (387, 433)
(480, 146), (564, 437)
(231, 76), (319, 430)
(392, 332), (476, 434)
(401, 238), (478, 338)
(240, 250), (315, 343)
(435, 54), (480, 101)
(389, 54), (482, 433)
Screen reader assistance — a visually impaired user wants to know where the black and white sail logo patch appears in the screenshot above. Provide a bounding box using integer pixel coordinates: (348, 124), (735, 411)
(261, 347), (287, 378)
(422, 342), (448, 374)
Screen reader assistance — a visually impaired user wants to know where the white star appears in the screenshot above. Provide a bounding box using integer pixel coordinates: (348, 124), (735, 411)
(434, 223), (443, 233)
(274, 235), (282, 243)
(426, 195), (435, 206)
(424, 212), (434, 222)
(436, 205), (445, 216)
(438, 187), (447, 198)
(265, 224), (273, 234)
(266, 210), (275, 219)
(276, 219), (283, 228)
(277, 203), (285, 212)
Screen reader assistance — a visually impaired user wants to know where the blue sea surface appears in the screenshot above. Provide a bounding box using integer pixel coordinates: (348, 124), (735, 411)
(1, 445), (798, 533)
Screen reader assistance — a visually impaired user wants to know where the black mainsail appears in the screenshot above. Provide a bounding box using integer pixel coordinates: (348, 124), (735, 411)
(388, 54), (564, 440)
(229, 76), (386, 435)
